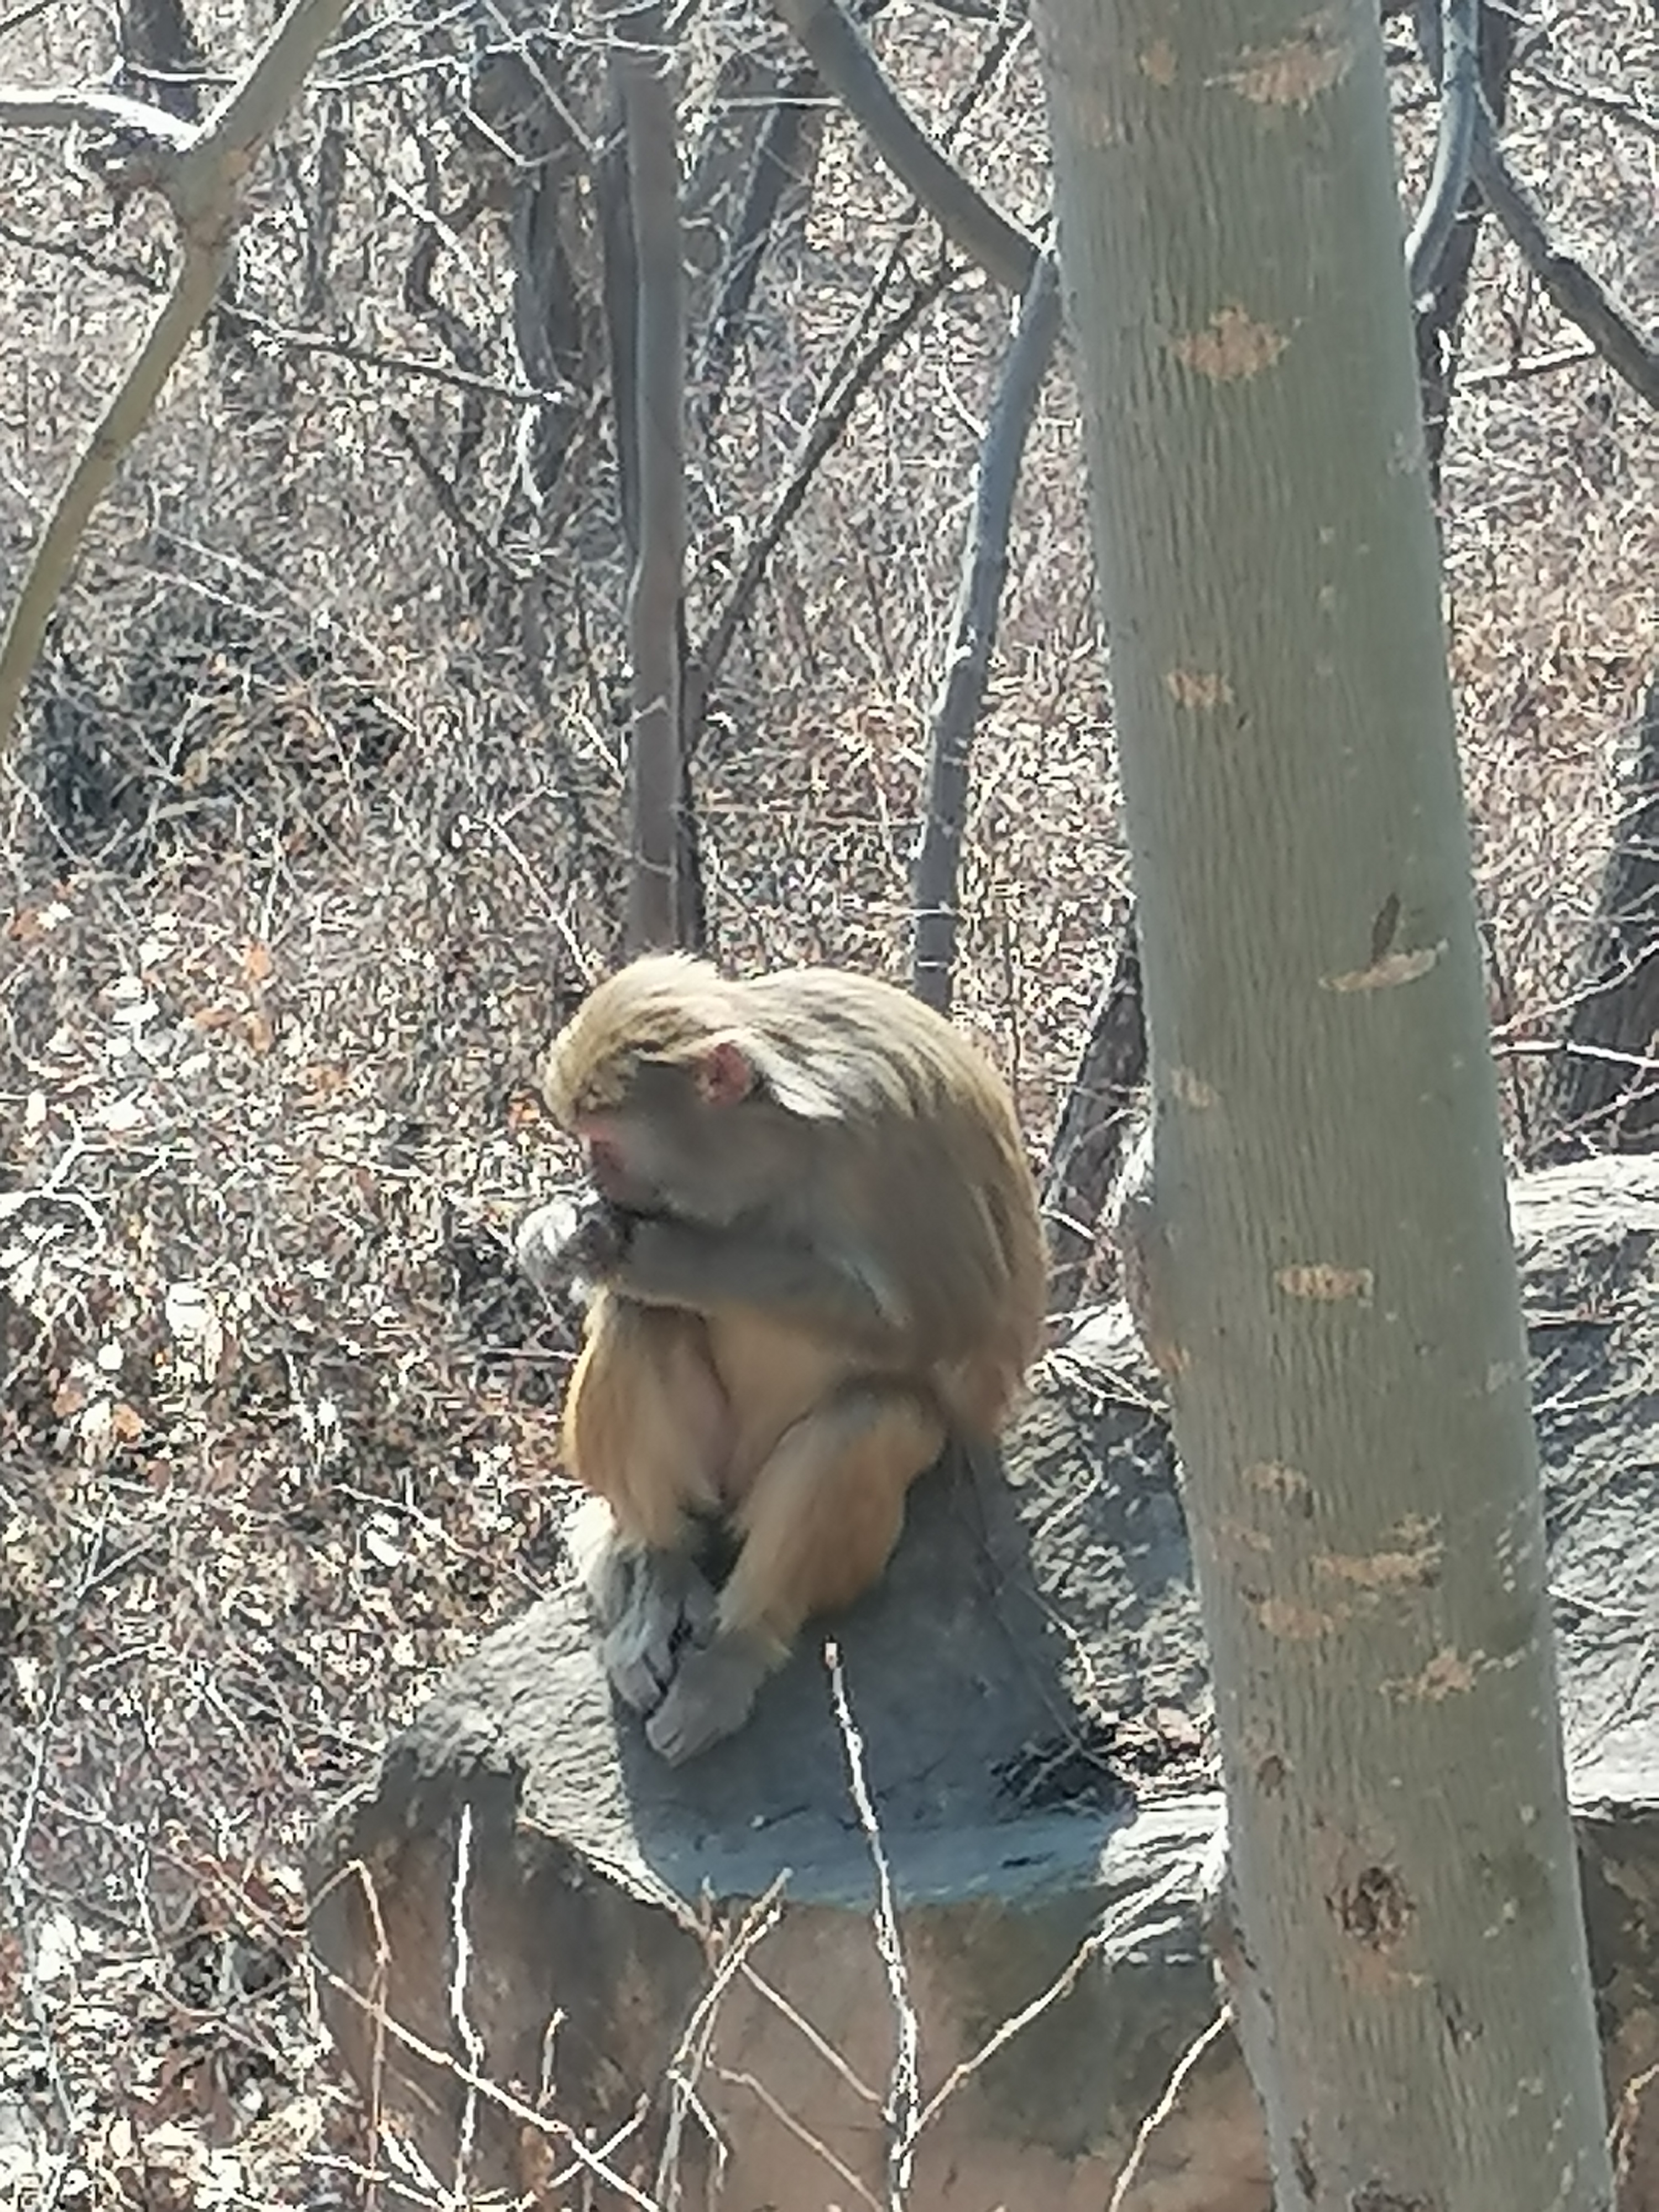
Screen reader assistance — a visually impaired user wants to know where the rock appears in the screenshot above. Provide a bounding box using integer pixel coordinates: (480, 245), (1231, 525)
(307, 1157), (1659, 2210)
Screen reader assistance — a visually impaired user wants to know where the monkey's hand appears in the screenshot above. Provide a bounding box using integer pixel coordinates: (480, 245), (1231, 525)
(516, 1194), (638, 1293)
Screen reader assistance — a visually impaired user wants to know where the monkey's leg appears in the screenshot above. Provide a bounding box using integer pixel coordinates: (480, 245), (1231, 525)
(564, 1294), (731, 1715)
(645, 1385), (945, 1764)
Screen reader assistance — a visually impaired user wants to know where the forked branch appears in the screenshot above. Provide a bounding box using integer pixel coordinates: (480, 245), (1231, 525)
(0, 0), (354, 750)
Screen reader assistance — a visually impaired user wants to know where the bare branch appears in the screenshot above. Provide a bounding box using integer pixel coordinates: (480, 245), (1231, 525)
(223, 303), (580, 405)
(0, 244), (226, 754)
(1515, 56), (1659, 148)
(1405, 0), (1478, 301)
(696, 62), (823, 427)
(1470, 99), (1659, 410)
(0, 0), (356, 751)
(1462, 342), (1596, 388)
(118, 0), (207, 124)
(912, 250), (1060, 1014)
(190, 0), (348, 168)
(0, 86), (196, 146)
(767, 0), (1037, 293)
(684, 260), (957, 752)
(609, 0), (687, 954)
(1410, 0), (1517, 490)
(0, 0), (55, 39)
(1041, 921), (1147, 1314)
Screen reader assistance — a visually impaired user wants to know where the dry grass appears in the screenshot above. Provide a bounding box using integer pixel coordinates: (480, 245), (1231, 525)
(0, 0), (1653, 2202)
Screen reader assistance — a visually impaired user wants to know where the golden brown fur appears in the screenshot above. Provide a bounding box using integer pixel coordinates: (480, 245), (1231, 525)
(520, 953), (1046, 1762)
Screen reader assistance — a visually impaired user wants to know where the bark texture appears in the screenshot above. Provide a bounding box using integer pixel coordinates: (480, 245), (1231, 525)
(1028, 3), (1613, 2208)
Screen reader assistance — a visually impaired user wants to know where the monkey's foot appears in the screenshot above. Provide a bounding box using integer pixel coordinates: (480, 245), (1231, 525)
(598, 1550), (721, 1716)
(644, 1630), (774, 1765)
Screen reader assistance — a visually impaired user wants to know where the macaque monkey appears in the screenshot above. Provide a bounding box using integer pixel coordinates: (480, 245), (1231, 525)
(517, 953), (1046, 1764)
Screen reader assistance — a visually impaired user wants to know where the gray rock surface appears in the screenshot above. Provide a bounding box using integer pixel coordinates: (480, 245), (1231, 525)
(308, 1157), (1659, 2210)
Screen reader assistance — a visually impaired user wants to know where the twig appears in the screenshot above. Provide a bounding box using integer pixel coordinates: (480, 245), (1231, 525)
(1104, 2004), (1234, 2212)
(446, 1804), (483, 2203)
(912, 249), (1061, 1013)
(309, 1860), (667, 2211)
(1516, 58), (1659, 148)
(1410, 0), (1518, 490)
(1461, 342), (1597, 388)
(389, 410), (529, 586)
(712, 2065), (885, 2212)
(737, 1963), (883, 2106)
(652, 1879), (785, 2205)
(1041, 919), (1147, 1313)
(696, 61), (823, 426)
(685, 259), (958, 750)
(1470, 97), (1659, 409)
(826, 1640), (918, 2212)
(0, 0), (55, 38)
(227, 305), (577, 403)
(0, 85), (197, 144)
(912, 1857), (1194, 2137)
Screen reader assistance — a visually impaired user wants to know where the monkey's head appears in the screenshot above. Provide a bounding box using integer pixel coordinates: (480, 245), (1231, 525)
(542, 954), (841, 1224)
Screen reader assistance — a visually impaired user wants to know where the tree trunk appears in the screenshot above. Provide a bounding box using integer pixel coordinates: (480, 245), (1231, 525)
(1028, 4), (1613, 2209)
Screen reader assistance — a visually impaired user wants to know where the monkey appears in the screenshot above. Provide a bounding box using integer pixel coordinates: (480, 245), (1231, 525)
(517, 952), (1047, 1764)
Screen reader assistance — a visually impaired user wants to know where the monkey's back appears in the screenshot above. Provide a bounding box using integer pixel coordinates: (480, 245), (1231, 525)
(743, 967), (1048, 1428)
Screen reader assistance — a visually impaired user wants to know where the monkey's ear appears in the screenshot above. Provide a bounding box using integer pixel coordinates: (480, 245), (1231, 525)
(693, 1037), (759, 1108)
(696, 1031), (841, 1119)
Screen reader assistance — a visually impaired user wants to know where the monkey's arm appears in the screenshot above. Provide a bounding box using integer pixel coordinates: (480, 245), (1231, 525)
(609, 1211), (905, 1344)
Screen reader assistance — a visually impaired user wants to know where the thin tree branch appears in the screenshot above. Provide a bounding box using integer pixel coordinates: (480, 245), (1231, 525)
(1470, 98), (1659, 410)
(684, 259), (957, 754)
(1515, 58), (1659, 148)
(0, 86), (197, 144)
(696, 61), (823, 427)
(1405, 0), (1478, 301)
(1409, 0), (1517, 491)
(0, 0), (55, 39)
(223, 304), (579, 405)
(767, 0), (1036, 293)
(0, 248), (227, 749)
(1041, 921), (1147, 1314)
(0, 0), (355, 752)
(610, 0), (686, 954)
(912, 250), (1060, 1013)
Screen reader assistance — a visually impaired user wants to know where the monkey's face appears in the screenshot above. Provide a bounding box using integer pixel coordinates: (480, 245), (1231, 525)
(564, 1047), (806, 1229)
(577, 1113), (659, 1211)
